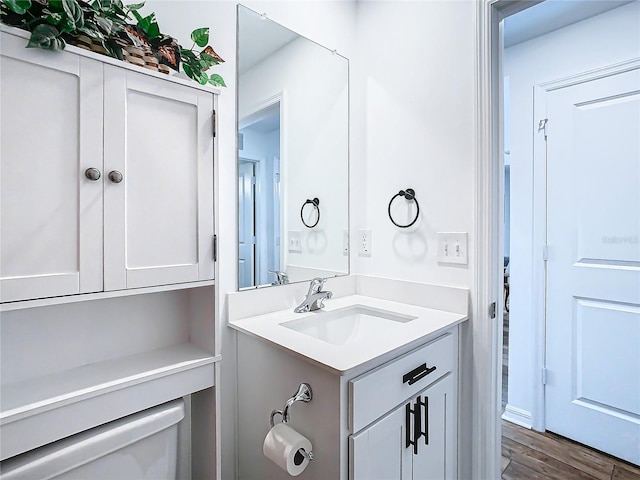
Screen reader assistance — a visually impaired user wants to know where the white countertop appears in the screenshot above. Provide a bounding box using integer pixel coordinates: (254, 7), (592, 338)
(228, 294), (467, 375)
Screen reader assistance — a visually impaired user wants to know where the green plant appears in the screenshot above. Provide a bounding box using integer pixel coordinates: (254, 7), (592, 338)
(0, 0), (225, 86)
(180, 27), (225, 87)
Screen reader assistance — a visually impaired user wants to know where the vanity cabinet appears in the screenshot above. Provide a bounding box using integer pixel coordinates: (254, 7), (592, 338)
(349, 330), (457, 480)
(0, 30), (215, 303)
(235, 322), (460, 480)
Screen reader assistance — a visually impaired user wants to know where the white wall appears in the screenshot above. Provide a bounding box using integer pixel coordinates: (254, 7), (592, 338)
(353, 1), (476, 289)
(504, 1), (640, 427)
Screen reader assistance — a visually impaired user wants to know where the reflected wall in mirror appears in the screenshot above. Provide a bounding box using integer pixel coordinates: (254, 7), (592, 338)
(237, 5), (349, 290)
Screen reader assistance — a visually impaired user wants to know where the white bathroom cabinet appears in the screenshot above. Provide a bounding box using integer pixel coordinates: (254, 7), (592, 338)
(0, 29), (215, 304)
(235, 325), (459, 480)
(0, 27), (220, 477)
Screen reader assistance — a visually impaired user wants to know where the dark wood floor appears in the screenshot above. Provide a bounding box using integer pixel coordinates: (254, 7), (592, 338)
(501, 312), (639, 479)
(501, 421), (640, 480)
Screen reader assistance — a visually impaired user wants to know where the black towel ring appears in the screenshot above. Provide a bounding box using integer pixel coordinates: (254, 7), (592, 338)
(388, 188), (420, 228)
(301, 198), (320, 228)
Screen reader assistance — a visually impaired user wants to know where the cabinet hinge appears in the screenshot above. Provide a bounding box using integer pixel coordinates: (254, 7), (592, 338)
(213, 235), (217, 262)
(542, 245), (549, 262)
(541, 367), (548, 385)
(212, 109), (217, 138)
(489, 302), (497, 319)
(538, 118), (548, 139)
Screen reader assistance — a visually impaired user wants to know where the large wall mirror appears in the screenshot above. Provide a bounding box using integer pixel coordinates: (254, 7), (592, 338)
(237, 5), (349, 290)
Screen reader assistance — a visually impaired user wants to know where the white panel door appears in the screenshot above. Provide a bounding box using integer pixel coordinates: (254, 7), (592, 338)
(0, 33), (103, 302)
(545, 66), (640, 464)
(103, 66), (214, 291)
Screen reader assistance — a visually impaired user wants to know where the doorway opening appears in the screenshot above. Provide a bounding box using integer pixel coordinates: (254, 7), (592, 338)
(498, 0), (640, 475)
(238, 101), (282, 289)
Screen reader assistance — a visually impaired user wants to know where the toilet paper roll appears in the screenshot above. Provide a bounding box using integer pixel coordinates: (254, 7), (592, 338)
(263, 423), (312, 476)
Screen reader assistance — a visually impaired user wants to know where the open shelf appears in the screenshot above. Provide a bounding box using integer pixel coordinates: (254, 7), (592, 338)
(0, 343), (220, 460)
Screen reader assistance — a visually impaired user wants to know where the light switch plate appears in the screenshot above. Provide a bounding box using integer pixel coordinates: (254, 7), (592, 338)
(437, 232), (468, 265)
(289, 230), (302, 253)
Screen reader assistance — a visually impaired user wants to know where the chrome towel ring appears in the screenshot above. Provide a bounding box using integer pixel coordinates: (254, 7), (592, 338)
(301, 198), (320, 228)
(388, 188), (420, 228)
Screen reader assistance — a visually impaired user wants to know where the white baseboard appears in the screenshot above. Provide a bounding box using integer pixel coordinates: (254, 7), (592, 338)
(502, 404), (533, 429)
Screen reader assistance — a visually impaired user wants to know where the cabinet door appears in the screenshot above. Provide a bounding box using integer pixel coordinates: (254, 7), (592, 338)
(350, 374), (456, 480)
(0, 34), (103, 302)
(350, 403), (413, 480)
(411, 374), (456, 480)
(103, 66), (215, 290)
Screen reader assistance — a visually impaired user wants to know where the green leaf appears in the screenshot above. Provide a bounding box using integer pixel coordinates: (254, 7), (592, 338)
(190, 27), (208, 48)
(45, 12), (63, 25)
(27, 23), (66, 50)
(3, 0), (31, 15)
(93, 15), (113, 34)
(79, 23), (104, 39)
(49, 0), (83, 28)
(200, 52), (219, 68)
(136, 12), (159, 38)
(103, 38), (123, 60)
(182, 62), (194, 79)
(197, 70), (208, 85)
(180, 49), (197, 61)
(124, 1), (144, 11)
(208, 74), (226, 87)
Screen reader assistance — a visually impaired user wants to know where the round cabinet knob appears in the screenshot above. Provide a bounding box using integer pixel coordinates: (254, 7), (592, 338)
(108, 170), (123, 184)
(84, 168), (101, 181)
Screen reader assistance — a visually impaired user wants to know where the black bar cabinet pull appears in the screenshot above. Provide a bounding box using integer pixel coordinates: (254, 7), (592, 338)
(405, 396), (430, 455)
(403, 363), (437, 385)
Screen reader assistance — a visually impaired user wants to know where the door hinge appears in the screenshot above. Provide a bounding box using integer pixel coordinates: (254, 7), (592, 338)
(538, 118), (548, 139)
(213, 235), (217, 262)
(212, 109), (217, 138)
(251, 235), (257, 245)
(251, 176), (257, 185)
(489, 302), (497, 319)
(542, 245), (549, 262)
(541, 367), (548, 385)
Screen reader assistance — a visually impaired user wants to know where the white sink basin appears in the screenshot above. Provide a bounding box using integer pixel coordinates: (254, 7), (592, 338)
(280, 305), (417, 345)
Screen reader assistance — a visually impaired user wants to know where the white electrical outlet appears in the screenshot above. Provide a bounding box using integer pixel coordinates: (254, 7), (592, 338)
(437, 232), (468, 265)
(343, 230), (349, 255)
(359, 229), (372, 256)
(288, 230), (302, 253)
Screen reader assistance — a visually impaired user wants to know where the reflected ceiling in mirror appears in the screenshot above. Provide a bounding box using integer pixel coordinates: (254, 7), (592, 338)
(237, 5), (349, 291)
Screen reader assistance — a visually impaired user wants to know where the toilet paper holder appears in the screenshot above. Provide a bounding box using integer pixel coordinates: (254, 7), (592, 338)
(270, 383), (314, 461)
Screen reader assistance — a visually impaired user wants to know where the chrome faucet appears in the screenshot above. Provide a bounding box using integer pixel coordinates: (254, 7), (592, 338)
(294, 277), (332, 313)
(268, 270), (289, 285)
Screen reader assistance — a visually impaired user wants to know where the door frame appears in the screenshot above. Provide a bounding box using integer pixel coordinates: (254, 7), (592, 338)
(238, 158), (258, 287)
(533, 57), (640, 430)
(238, 91), (286, 286)
(475, 1), (542, 478)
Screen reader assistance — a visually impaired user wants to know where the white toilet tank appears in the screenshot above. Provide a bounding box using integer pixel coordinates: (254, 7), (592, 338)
(0, 399), (185, 480)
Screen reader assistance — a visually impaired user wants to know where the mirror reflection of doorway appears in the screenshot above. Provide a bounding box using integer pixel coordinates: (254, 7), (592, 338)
(238, 101), (281, 288)
(238, 159), (256, 289)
